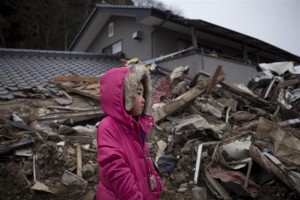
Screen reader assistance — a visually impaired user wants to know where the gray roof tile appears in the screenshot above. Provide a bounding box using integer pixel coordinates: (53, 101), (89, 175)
(0, 48), (166, 100)
(0, 48), (122, 99)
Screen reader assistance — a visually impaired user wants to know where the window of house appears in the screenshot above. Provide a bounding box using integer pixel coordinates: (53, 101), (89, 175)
(108, 22), (114, 37)
(112, 41), (122, 54)
(102, 40), (122, 55)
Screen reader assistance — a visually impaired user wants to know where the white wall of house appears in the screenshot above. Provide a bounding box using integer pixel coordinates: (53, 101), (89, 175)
(87, 16), (153, 61)
(159, 53), (262, 84)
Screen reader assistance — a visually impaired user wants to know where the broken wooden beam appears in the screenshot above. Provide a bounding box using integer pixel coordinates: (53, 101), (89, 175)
(153, 82), (206, 123)
(46, 105), (89, 111)
(62, 90), (73, 100)
(77, 145), (83, 178)
(53, 76), (100, 83)
(153, 66), (225, 123)
(55, 83), (100, 100)
(249, 144), (300, 194)
(206, 65), (222, 94)
(38, 109), (105, 121)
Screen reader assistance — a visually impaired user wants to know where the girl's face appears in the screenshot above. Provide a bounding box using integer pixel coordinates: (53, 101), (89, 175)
(130, 82), (145, 117)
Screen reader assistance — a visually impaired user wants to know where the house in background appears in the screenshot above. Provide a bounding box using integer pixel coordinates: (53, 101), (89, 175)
(69, 4), (300, 84)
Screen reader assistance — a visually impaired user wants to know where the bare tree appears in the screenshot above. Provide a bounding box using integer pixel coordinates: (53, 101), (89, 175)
(0, 0), (100, 50)
(103, 0), (134, 5)
(0, 0), (183, 50)
(133, 0), (183, 15)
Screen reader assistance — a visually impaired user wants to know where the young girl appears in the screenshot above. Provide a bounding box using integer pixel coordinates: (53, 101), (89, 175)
(97, 64), (163, 199)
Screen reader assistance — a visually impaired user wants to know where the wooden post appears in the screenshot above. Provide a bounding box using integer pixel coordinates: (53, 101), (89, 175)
(206, 65), (223, 94)
(191, 26), (198, 49)
(77, 145), (82, 177)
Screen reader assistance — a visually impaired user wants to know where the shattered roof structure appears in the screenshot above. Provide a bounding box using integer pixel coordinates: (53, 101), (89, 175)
(0, 48), (122, 99)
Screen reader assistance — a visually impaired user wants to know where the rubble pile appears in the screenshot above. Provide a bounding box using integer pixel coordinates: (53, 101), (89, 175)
(248, 62), (300, 114)
(0, 82), (101, 199)
(0, 63), (299, 200)
(150, 63), (300, 200)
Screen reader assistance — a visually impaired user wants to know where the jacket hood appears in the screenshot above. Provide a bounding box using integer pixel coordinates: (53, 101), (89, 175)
(100, 65), (152, 127)
(124, 63), (151, 114)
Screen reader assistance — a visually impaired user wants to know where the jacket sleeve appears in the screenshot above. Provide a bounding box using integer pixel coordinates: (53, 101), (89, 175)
(97, 126), (143, 200)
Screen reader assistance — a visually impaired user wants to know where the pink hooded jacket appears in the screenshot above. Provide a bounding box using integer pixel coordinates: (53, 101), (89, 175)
(97, 66), (163, 200)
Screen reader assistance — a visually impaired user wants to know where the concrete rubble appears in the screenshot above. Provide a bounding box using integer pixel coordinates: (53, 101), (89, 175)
(0, 63), (299, 200)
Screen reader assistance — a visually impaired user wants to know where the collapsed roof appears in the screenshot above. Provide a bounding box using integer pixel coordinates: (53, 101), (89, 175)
(0, 48), (121, 100)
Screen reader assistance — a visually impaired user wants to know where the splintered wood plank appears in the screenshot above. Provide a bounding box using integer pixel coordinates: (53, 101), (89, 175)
(38, 109), (104, 121)
(76, 83), (99, 90)
(206, 65), (222, 94)
(56, 83), (100, 100)
(85, 83), (100, 90)
(153, 82), (207, 123)
(53, 74), (100, 101)
(47, 105), (88, 111)
(53, 76), (100, 83)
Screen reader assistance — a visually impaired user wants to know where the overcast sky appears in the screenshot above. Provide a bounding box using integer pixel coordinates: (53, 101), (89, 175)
(160, 0), (300, 57)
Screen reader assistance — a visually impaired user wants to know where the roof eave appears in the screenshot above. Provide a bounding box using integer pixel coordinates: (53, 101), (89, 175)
(68, 5), (153, 51)
(68, 6), (99, 51)
(69, 5), (300, 63)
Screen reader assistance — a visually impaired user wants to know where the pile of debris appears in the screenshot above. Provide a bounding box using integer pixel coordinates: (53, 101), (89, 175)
(0, 63), (299, 200)
(0, 75), (102, 200)
(248, 61), (300, 114)
(150, 63), (300, 200)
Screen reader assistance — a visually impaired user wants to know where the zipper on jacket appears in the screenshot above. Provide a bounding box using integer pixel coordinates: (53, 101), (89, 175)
(130, 116), (157, 191)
